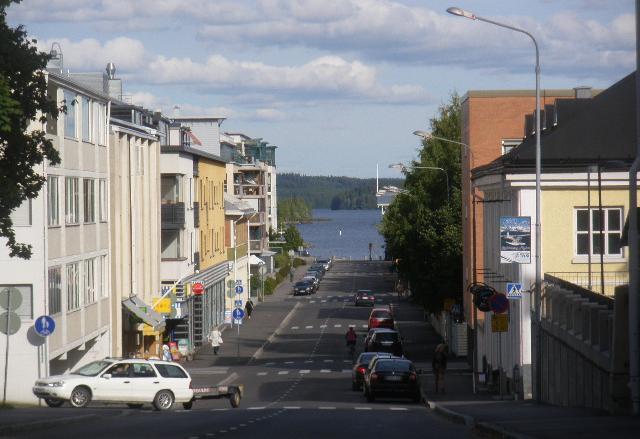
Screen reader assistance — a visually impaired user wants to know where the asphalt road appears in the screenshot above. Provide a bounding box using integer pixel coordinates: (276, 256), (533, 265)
(6, 261), (471, 439)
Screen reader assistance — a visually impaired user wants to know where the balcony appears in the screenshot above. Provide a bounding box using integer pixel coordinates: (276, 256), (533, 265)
(193, 201), (200, 228)
(161, 202), (185, 229)
(234, 184), (265, 197)
(249, 212), (266, 225)
(227, 243), (249, 261)
(250, 240), (263, 251)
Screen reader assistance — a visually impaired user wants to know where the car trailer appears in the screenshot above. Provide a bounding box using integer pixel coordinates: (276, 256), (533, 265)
(183, 384), (243, 409)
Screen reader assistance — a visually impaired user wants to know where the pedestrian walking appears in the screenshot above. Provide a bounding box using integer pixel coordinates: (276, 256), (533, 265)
(432, 343), (448, 393)
(208, 327), (223, 355)
(245, 299), (254, 319)
(162, 344), (173, 361)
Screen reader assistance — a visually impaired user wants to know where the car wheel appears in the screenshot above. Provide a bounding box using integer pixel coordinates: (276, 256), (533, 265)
(153, 390), (174, 411)
(69, 386), (91, 408)
(44, 398), (64, 408)
(127, 403), (144, 409)
(182, 401), (193, 410)
(229, 389), (241, 408)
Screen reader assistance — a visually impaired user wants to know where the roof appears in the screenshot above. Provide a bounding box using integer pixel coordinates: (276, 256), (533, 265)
(161, 144), (227, 164)
(173, 116), (226, 122)
(473, 72), (636, 178)
(463, 88), (586, 101)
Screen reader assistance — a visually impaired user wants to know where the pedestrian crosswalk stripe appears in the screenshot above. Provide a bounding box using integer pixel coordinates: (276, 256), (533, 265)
(355, 407), (372, 410)
(341, 369), (351, 373)
(361, 324), (368, 328)
(299, 370), (310, 374)
(284, 361), (294, 364)
(320, 325), (327, 328)
(390, 407), (408, 411)
(291, 326), (299, 330)
(320, 369), (331, 373)
(323, 359), (333, 363)
(305, 325), (313, 329)
(334, 324), (342, 328)
(257, 372), (267, 376)
(278, 371), (289, 375)
(247, 407), (265, 410)
(319, 406), (336, 410)
(284, 406), (301, 410)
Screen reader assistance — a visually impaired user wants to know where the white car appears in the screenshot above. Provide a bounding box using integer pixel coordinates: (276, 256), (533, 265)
(33, 358), (194, 411)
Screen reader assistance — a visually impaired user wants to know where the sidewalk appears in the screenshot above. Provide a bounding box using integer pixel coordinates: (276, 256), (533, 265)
(398, 299), (640, 439)
(184, 259), (312, 383)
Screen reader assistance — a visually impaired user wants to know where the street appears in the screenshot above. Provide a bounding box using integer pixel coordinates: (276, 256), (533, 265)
(2, 261), (471, 439)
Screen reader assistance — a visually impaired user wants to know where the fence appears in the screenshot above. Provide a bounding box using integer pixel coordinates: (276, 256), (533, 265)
(546, 271), (628, 296)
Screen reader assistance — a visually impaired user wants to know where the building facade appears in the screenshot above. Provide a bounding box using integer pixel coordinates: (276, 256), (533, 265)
(0, 71), (111, 403)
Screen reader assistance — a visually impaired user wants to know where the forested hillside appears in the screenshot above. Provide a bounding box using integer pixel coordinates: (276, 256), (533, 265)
(277, 173), (404, 209)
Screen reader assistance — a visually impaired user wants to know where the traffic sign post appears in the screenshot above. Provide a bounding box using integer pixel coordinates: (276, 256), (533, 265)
(232, 307), (245, 361)
(34, 315), (56, 337)
(0, 287), (22, 405)
(506, 283), (523, 299)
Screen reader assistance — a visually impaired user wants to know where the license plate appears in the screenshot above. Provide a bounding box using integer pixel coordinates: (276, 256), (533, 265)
(386, 376), (402, 381)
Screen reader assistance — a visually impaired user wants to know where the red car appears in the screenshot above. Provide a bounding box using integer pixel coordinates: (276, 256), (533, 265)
(368, 308), (394, 330)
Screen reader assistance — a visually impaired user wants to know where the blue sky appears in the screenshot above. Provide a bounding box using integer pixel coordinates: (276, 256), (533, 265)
(8, 0), (634, 178)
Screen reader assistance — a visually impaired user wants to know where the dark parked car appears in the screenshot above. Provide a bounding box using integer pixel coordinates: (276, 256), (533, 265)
(364, 328), (403, 356)
(309, 264), (326, 275)
(352, 352), (389, 390)
(301, 276), (319, 292)
(363, 358), (422, 403)
(363, 328), (385, 349)
(316, 258), (332, 270)
(367, 308), (395, 330)
(293, 281), (314, 296)
(354, 290), (375, 306)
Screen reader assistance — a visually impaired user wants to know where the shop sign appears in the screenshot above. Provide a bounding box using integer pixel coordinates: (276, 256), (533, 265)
(142, 324), (156, 335)
(500, 216), (531, 264)
(153, 298), (172, 314)
(192, 282), (205, 296)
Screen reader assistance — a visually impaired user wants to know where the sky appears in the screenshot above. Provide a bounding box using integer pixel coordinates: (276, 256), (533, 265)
(7, 0), (634, 178)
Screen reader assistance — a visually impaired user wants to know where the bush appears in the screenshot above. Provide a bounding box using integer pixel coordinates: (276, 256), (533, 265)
(274, 253), (289, 269)
(264, 277), (278, 295)
(292, 258), (306, 267)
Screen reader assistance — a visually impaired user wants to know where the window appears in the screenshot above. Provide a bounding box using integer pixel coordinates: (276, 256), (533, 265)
(99, 179), (107, 222)
(98, 255), (108, 298)
(83, 179), (95, 223)
(161, 230), (181, 259)
(65, 177), (79, 224)
(82, 96), (91, 142)
(575, 207), (623, 257)
(84, 258), (96, 305)
(10, 199), (31, 226)
(132, 363), (156, 378)
(47, 176), (59, 226)
(48, 266), (62, 314)
(0, 285), (33, 319)
(154, 364), (188, 378)
(66, 262), (80, 311)
(161, 175), (182, 203)
(63, 90), (77, 138)
(501, 139), (521, 155)
(96, 102), (106, 145)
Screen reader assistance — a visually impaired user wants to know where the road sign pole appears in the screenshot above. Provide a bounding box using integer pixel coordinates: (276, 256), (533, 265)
(3, 289), (11, 405)
(498, 330), (503, 400)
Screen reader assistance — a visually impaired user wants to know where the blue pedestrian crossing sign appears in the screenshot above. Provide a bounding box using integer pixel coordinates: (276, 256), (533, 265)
(34, 315), (55, 336)
(232, 308), (245, 320)
(506, 283), (523, 299)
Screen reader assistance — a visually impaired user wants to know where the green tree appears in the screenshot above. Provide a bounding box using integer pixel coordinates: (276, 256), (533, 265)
(283, 225), (304, 252)
(1, 0), (60, 258)
(380, 93), (462, 312)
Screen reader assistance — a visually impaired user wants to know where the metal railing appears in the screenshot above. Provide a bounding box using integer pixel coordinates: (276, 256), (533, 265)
(546, 271), (628, 297)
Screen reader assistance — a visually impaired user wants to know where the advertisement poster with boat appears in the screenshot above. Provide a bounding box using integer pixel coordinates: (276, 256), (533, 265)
(500, 216), (531, 264)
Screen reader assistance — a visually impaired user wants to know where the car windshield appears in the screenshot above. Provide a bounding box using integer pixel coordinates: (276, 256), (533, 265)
(372, 310), (391, 318)
(357, 353), (377, 364)
(376, 332), (399, 342)
(357, 291), (371, 296)
(71, 360), (112, 376)
(295, 282), (309, 287)
(375, 360), (412, 372)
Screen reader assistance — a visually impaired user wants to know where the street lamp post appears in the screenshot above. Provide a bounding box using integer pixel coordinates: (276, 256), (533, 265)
(447, 6), (543, 401)
(389, 162), (450, 203)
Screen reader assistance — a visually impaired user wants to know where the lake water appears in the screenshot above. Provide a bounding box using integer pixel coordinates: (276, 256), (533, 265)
(296, 209), (386, 260)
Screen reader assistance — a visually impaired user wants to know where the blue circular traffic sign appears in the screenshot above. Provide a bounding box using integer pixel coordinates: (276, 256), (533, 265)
(34, 315), (55, 337)
(232, 308), (245, 320)
(235, 286), (244, 294)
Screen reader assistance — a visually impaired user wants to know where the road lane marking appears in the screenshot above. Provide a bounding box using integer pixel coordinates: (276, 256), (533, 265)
(284, 361), (294, 364)
(304, 360), (313, 363)
(320, 325), (327, 328)
(247, 407), (266, 410)
(305, 325), (313, 329)
(210, 408), (229, 411)
(299, 370), (311, 374)
(323, 359), (333, 363)
(390, 407), (408, 411)
(319, 406), (336, 410)
(265, 362), (275, 366)
(321, 300), (327, 303)
(291, 326), (299, 330)
(250, 302), (302, 363)
(355, 407), (372, 410)
(278, 371), (289, 375)
(334, 324), (342, 328)
(320, 369), (331, 373)
(361, 324), (368, 328)
(284, 406), (301, 410)
(341, 369), (351, 373)
(257, 372), (267, 376)
(217, 372), (238, 386)
(310, 300), (316, 303)
(343, 360), (351, 363)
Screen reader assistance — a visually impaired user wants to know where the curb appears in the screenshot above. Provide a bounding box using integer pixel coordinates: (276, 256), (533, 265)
(0, 413), (99, 436)
(425, 399), (533, 439)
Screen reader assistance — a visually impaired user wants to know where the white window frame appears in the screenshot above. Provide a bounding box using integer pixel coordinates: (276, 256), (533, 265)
(66, 262), (80, 311)
(63, 90), (77, 139)
(10, 199), (32, 226)
(501, 139), (521, 156)
(99, 179), (108, 222)
(84, 258), (96, 305)
(574, 207), (623, 258)
(47, 175), (59, 226)
(82, 96), (91, 142)
(48, 266), (62, 315)
(83, 178), (95, 223)
(65, 177), (80, 225)
(98, 255), (108, 298)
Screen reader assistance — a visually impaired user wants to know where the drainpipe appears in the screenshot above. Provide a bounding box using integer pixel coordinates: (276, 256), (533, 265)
(630, 0), (640, 416)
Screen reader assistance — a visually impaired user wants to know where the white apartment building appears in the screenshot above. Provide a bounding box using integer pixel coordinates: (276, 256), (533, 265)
(0, 70), (111, 403)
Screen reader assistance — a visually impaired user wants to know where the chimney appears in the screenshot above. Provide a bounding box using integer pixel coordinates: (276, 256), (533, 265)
(47, 42), (63, 73)
(573, 86), (592, 99)
(104, 63), (122, 99)
(106, 62), (116, 79)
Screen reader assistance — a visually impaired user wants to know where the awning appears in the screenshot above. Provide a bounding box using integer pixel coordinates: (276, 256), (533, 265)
(122, 296), (166, 331)
(249, 255), (265, 266)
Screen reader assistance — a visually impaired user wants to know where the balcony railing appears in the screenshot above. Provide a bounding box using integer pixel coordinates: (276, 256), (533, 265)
(249, 240), (263, 251)
(227, 243), (249, 261)
(234, 185), (264, 197)
(545, 271), (628, 297)
(161, 202), (185, 229)
(249, 212), (266, 225)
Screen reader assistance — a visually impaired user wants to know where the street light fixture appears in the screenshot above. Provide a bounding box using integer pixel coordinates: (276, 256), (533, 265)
(447, 5), (543, 402)
(389, 162), (450, 203)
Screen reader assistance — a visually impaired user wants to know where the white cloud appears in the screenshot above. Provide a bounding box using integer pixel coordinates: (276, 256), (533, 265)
(145, 53), (430, 104)
(36, 37), (147, 72)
